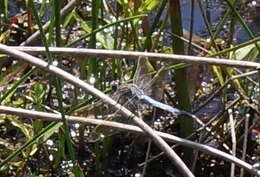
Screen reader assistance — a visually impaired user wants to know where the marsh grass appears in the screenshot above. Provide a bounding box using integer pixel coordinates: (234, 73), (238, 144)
(0, 0), (259, 176)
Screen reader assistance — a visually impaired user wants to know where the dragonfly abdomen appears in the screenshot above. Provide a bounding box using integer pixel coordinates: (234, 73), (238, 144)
(137, 94), (182, 116)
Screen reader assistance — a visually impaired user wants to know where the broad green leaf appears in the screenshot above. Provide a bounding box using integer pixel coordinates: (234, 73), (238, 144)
(234, 43), (256, 60)
(0, 30), (11, 43)
(39, 122), (62, 143)
(63, 10), (75, 27)
(0, 54), (7, 58)
(96, 31), (114, 49)
(225, 67), (245, 95)
(8, 117), (33, 139)
(212, 66), (224, 86)
(144, 0), (160, 11)
(74, 12), (114, 49)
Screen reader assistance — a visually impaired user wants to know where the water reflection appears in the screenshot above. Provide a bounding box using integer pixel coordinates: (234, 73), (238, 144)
(235, 2), (260, 42)
(181, 0), (224, 35)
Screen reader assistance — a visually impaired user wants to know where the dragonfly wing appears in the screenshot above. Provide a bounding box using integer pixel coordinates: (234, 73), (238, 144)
(133, 56), (155, 95)
(150, 64), (168, 100)
(133, 56), (168, 101)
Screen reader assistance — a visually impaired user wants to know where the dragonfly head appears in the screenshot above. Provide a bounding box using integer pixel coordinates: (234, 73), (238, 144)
(110, 80), (121, 92)
(130, 84), (145, 98)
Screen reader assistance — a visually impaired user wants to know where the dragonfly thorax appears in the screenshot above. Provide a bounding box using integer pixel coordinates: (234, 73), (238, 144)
(130, 84), (145, 99)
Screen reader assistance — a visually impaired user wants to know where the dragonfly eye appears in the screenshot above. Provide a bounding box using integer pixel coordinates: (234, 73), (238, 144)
(110, 80), (120, 91)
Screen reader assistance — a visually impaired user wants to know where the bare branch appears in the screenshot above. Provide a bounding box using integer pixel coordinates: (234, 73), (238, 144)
(0, 43), (194, 177)
(0, 105), (259, 176)
(9, 46), (260, 69)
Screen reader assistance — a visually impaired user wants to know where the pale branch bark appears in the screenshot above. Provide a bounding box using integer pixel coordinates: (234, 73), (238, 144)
(0, 43), (194, 177)
(240, 114), (250, 177)
(228, 109), (237, 177)
(9, 46), (260, 69)
(0, 105), (259, 176)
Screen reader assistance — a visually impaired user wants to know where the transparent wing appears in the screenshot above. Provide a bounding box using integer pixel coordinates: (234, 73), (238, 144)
(133, 56), (166, 100)
(133, 56), (155, 95)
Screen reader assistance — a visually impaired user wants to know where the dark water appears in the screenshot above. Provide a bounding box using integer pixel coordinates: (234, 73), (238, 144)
(175, 0), (259, 43)
(181, 0), (260, 42)
(181, 0), (225, 36)
(7, 0), (260, 43)
(235, 4), (260, 42)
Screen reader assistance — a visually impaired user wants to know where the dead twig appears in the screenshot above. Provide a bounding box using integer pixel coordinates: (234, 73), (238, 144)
(0, 43), (194, 177)
(8, 46), (260, 69)
(0, 105), (259, 176)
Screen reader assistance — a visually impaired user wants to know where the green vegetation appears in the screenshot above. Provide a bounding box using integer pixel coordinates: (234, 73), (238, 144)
(0, 0), (259, 176)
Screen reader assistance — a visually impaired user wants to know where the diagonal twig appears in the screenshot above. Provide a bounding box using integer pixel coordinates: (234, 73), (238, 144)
(0, 43), (194, 177)
(0, 105), (259, 176)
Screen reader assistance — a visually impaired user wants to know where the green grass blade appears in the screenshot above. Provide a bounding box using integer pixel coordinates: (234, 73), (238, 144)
(29, 0), (79, 174)
(0, 0), (8, 22)
(169, 0), (193, 133)
(66, 14), (147, 47)
(169, 0), (194, 165)
(0, 122), (61, 168)
(225, 0), (260, 52)
(0, 68), (36, 104)
(52, 0), (80, 175)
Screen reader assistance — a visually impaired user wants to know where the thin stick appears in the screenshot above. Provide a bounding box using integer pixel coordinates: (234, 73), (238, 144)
(0, 105), (259, 176)
(228, 109), (237, 177)
(0, 43), (194, 177)
(240, 114), (250, 177)
(9, 46), (260, 69)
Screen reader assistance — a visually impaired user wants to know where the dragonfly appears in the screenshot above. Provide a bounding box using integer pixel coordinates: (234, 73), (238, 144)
(126, 58), (230, 149)
(115, 56), (206, 125)
(88, 56), (231, 154)
(88, 56), (203, 141)
(88, 57), (181, 141)
(125, 58), (226, 146)
(126, 56), (182, 116)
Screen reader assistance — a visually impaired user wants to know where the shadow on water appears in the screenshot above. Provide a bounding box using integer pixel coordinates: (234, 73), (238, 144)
(151, 0), (260, 44)
(180, 0), (260, 42)
(181, 0), (225, 35)
(235, 3), (260, 42)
